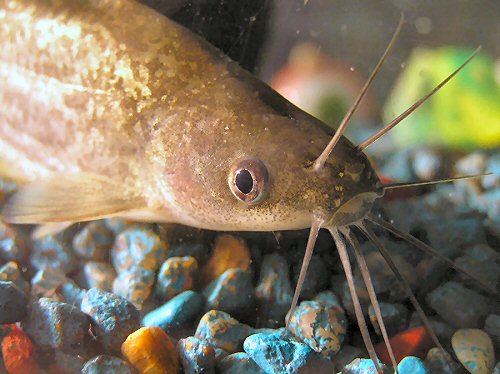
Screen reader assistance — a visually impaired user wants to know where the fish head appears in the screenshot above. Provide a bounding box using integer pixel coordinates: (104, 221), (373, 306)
(156, 82), (384, 231)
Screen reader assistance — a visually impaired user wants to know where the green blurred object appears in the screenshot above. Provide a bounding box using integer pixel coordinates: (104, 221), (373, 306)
(383, 47), (500, 150)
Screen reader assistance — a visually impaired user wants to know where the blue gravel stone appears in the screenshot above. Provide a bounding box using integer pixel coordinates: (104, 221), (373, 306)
(82, 355), (136, 374)
(215, 347), (231, 362)
(31, 268), (70, 299)
(482, 153), (499, 190)
(425, 347), (464, 374)
(0, 222), (28, 263)
(0, 261), (29, 295)
(380, 148), (415, 182)
(195, 310), (254, 353)
(177, 336), (215, 374)
(156, 256), (198, 301)
(167, 241), (207, 264)
(54, 351), (87, 373)
(255, 254), (293, 328)
(23, 297), (89, 353)
(57, 280), (85, 307)
(104, 218), (132, 234)
(413, 148), (442, 181)
(244, 331), (335, 373)
(292, 254), (328, 299)
(454, 255), (499, 291)
(287, 300), (347, 357)
(111, 228), (168, 272)
(342, 358), (387, 373)
(80, 288), (140, 353)
(313, 290), (343, 312)
(0, 281), (27, 323)
(426, 281), (491, 328)
(113, 266), (155, 309)
(218, 352), (265, 374)
(425, 217), (485, 258)
(484, 314), (500, 351)
(73, 221), (114, 261)
(397, 356), (429, 374)
(332, 345), (366, 372)
(81, 261), (116, 292)
(0, 176), (17, 201)
(368, 302), (408, 337)
(31, 235), (76, 274)
(143, 290), (203, 331)
(203, 268), (254, 315)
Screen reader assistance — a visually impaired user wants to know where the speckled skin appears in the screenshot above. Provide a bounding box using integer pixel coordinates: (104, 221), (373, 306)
(0, 0), (382, 231)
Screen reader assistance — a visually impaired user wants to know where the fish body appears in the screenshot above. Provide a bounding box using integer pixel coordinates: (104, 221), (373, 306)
(0, 0), (382, 231)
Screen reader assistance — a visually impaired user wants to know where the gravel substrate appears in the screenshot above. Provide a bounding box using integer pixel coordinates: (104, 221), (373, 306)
(0, 149), (498, 373)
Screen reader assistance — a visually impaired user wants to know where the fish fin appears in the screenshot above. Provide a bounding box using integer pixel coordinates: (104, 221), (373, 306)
(0, 158), (30, 185)
(2, 173), (147, 224)
(31, 222), (74, 240)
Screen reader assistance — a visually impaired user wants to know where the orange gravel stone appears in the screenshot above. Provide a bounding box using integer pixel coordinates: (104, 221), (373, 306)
(374, 325), (434, 365)
(121, 327), (179, 374)
(2, 329), (39, 374)
(202, 234), (251, 283)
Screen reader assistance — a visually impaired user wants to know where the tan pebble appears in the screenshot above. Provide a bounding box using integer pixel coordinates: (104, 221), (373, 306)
(122, 327), (179, 374)
(202, 234), (251, 283)
(452, 328), (495, 374)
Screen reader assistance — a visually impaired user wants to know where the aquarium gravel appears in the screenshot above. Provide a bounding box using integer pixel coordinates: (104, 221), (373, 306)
(0, 149), (498, 373)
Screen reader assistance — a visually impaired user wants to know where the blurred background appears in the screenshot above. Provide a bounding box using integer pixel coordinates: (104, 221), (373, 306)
(142, 0), (500, 155)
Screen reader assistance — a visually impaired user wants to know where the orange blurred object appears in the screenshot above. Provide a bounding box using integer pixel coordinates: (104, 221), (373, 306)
(201, 234), (251, 284)
(271, 42), (378, 127)
(2, 328), (39, 374)
(374, 326), (435, 365)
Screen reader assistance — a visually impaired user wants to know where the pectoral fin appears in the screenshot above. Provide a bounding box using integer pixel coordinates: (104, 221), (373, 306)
(31, 222), (74, 240)
(2, 173), (147, 224)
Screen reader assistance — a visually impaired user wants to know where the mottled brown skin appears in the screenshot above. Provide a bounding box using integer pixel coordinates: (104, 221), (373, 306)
(0, 0), (382, 231)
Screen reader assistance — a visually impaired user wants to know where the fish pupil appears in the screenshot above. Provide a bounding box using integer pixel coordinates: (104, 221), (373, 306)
(235, 169), (254, 194)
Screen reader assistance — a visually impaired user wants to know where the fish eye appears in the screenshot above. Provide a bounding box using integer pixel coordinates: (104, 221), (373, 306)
(228, 158), (269, 204)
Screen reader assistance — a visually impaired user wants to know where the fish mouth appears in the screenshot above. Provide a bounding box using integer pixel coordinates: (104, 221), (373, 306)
(326, 191), (381, 227)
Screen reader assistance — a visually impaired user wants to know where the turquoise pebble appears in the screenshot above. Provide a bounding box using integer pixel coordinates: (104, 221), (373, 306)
(155, 256), (198, 301)
(255, 254), (293, 328)
(111, 228), (167, 272)
(0, 222), (28, 263)
(72, 221), (114, 261)
(342, 358), (387, 374)
(31, 268), (70, 299)
(397, 356), (429, 374)
(142, 290), (203, 331)
(203, 268), (254, 315)
(82, 261), (116, 292)
(0, 261), (29, 295)
(0, 281), (27, 323)
(287, 300), (347, 356)
(244, 331), (334, 373)
(195, 310), (253, 353)
(177, 336), (215, 374)
(112, 266), (155, 309)
(80, 288), (140, 354)
(23, 297), (89, 353)
(31, 235), (76, 274)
